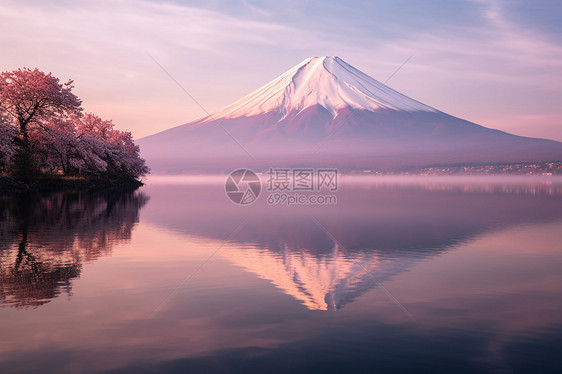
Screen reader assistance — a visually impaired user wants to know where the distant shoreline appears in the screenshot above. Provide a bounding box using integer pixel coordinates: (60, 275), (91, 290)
(0, 175), (144, 196)
(144, 161), (562, 177)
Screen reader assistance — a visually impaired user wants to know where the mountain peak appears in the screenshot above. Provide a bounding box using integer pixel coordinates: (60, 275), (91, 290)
(207, 56), (436, 121)
(305, 55), (340, 62)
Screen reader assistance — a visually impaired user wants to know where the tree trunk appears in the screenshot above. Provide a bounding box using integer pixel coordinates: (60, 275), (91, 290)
(13, 120), (37, 178)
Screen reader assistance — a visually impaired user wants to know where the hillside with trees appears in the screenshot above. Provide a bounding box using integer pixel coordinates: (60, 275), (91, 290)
(0, 68), (148, 187)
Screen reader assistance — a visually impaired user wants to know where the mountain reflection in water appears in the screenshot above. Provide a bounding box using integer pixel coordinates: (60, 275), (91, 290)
(143, 176), (562, 311)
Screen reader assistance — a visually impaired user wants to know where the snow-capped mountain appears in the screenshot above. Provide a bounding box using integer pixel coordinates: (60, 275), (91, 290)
(209, 56), (436, 119)
(139, 56), (562, 173)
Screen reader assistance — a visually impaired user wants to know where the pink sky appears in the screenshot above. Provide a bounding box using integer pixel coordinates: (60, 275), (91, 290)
(1, 0), (561, 141)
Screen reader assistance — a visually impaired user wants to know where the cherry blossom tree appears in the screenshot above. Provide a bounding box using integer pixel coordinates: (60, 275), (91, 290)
(31, 114), (148, 178)
(0, 68), (148, 180)
(32, 116), (90, 175)
(76, 113), (148, 178)
(0, 68), (81, 175)
(0, 115), (17, 171)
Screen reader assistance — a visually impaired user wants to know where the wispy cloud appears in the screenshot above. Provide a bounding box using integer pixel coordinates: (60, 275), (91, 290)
(241, 0), (271, 18)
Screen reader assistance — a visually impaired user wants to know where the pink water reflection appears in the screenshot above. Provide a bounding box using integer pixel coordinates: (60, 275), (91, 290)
(0, 176), (561, 372)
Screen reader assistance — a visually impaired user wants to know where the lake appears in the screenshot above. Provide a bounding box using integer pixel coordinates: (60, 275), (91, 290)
(1, 176), (561, 373)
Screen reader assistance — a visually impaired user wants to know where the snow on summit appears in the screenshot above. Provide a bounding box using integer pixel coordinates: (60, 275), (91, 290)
(208, 56), (436, 121)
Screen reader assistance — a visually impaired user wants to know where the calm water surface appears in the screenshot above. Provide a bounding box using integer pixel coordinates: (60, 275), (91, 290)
(1, 176), (561, 373)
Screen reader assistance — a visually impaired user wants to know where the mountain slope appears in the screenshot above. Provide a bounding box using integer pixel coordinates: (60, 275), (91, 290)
(139, 56), (562, 173)
(209, 56), (436, 119)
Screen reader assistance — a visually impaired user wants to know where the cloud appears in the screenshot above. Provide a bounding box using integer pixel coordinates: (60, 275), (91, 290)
(241, 0), (271, 17)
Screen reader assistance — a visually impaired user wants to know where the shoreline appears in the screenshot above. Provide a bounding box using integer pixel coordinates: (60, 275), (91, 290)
(0, 175), (144, 196)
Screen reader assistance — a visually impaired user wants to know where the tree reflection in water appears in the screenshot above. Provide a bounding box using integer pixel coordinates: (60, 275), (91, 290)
(0, 190), (149, 308)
